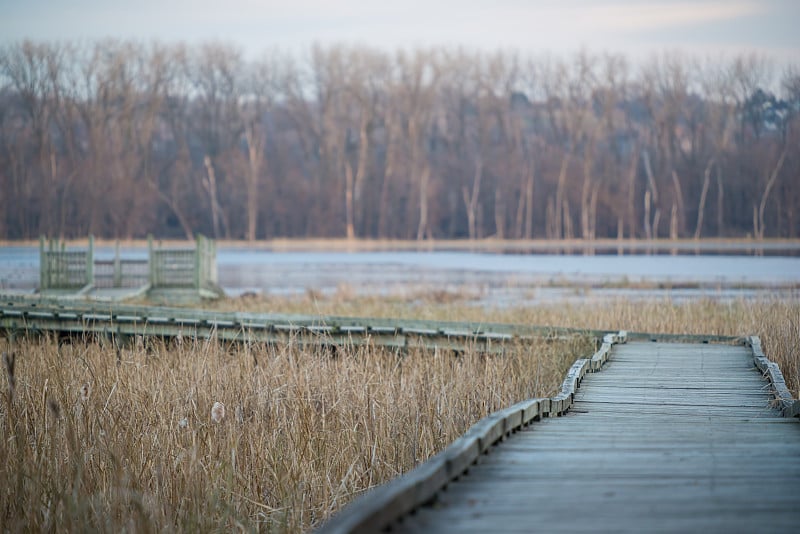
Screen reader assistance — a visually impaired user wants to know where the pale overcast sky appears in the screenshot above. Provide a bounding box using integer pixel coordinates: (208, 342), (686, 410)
(1, 0), (798, 62)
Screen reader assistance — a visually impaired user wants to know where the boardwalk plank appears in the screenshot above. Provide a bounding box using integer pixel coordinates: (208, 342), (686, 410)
(390, 341), (800, 533)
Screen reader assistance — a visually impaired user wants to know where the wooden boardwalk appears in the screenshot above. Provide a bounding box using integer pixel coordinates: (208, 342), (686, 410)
(377, 341), (800, 533)
(0, 296), (612, 353)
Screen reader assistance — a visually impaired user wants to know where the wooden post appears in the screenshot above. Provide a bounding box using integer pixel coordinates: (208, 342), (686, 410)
(114, 240), (121, 287)
(39, 236), (47, 290)
(60, 239), (66, 287)
(148, 235), (155, 288)
(210, 237), (217, 284)
(87, 235), (94, 287)
(194, 234), (202, 290)
(50, 238), (59, 287)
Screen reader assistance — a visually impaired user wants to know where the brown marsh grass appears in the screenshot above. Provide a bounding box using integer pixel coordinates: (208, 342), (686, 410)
(224, 294), (800, 397)
(0, 333), (590, 532)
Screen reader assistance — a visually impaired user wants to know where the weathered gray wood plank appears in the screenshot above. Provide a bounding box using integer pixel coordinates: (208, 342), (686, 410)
(390, 341), (800, 533)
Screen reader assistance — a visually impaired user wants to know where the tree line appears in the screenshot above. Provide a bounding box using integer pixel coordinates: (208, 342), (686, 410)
(1, 40), (798, 241)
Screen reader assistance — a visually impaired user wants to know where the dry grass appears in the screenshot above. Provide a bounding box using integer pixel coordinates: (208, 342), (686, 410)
(223, 293), (800, 397)
(0, 333), (590, 532)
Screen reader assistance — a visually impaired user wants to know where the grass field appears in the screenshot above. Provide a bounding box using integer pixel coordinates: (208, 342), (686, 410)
(1, 295), (797, 532)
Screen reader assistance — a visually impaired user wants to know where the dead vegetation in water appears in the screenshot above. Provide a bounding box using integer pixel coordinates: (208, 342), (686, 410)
(0, 334), (589, 532)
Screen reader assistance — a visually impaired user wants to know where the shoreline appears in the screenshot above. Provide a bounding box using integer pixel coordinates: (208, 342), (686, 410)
(3, 237), (800, 255)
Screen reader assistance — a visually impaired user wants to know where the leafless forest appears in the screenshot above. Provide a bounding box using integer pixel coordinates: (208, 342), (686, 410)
(1, 41), (798, 241)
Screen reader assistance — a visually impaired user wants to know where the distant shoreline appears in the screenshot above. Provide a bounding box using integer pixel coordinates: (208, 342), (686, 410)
(4, 237), (800, 255)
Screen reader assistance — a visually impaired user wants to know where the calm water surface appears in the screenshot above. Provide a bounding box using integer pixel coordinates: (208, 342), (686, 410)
(2, 246), (799, 303)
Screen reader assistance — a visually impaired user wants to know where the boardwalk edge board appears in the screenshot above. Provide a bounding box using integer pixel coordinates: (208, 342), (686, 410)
(748, 336), (800, 418)
(315, 331), (628, 534)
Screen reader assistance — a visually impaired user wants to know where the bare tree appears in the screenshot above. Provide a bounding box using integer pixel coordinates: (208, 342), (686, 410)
(1, 41), (798, 241)
(240, 52), (279, 241)
(342, 49), (386, 239)
(0, 42), (64, 235)
(754, 148), (787, 239)
(392, 49), (439, 241)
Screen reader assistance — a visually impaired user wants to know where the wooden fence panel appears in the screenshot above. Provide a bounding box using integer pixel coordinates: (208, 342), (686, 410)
(39, 236), (93, 290)
(40, 235), (218, 296)
(151, 249), (196, 288)
(93, 259), (149, 288)
(41, 251), (88, 289)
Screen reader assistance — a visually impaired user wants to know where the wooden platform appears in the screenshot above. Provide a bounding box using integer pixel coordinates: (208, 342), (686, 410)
(390, 342), (800, 533)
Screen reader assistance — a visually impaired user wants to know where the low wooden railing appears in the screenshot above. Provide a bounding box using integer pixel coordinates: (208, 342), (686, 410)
(749, 336), (800, 418)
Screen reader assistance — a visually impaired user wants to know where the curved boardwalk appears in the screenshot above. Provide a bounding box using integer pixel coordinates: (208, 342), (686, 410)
(390, 342), (800, 533)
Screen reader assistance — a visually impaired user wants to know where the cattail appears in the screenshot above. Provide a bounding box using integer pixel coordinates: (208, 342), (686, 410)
(2, 352), (15, 402)
(211, 401), (225, 423)
(79, 383), (91, 402)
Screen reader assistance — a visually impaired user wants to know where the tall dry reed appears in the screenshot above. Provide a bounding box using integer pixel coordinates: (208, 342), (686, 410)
(0, 333), (589, 532)
(226, 295), (799, 396)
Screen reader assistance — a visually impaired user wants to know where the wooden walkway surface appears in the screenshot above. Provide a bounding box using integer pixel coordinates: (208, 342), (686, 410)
(390, 341), (800, 533)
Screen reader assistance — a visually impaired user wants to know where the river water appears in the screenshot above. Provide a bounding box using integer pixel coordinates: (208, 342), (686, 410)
(2, 246), (799, 304)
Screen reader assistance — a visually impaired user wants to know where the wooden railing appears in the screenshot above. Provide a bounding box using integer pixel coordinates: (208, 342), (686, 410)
(93, 258), (149, 288)
(39, 236), (93, 291)
(149, 234), (218, 291)
(38, 235), (218, 297)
